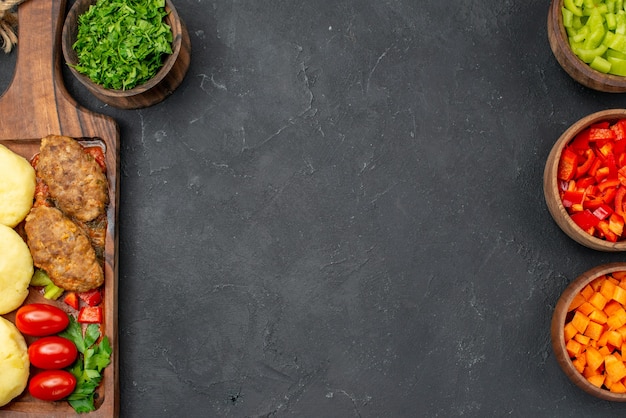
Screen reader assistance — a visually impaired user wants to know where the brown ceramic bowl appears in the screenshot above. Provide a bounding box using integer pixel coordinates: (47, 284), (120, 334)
(62, 0), (191, 109)
(548, 0), (626, 92)
(551, 263), (626, 401)
(544, 109), (626, 251)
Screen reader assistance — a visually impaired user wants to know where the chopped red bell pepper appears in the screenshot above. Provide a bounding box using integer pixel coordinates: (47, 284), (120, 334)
(598, 220), (618, 242)
(576, 149), (596, 177)
(78, 289), (102, 306)
(590, 127), (617, 146)
(562, 190), (585, 208)
(570, 209), (601, 230)
(571, 129), (591, 151)
(63, 292), (80, 310)
(558, 147), (579, 181)
(615, 187), (626, 216)
(593, 204), (614, 220)
(78, 306), (102, 324)
(610, 213), (625, 236)
(598, 178), (621, 192)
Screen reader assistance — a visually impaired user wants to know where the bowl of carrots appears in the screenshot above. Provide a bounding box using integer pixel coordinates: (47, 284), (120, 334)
(547, 0), (626, 92)
(552, 263), (626, 400)
(544, 109), (626, 251)
(62, 0), (191, 109)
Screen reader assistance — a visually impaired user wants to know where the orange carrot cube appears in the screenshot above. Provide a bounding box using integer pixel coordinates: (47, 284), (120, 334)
(589, 309), (609, 324)
(605, 354), (626, 381)
(566, 339), (583, 357)
(587, 374), (605, 388)
(581, 284), (595, 300)
(584, 320), (604, 341)
(586, 346), (605, 371)
(614, 286), (626, 306)
(605, 300), (623, 316)
(569, 293), (587, 312)
(611, 381), (626, 393)
(577, 302), (596, 316)
(613, 271), (626, 280)
(609, 330), (624, 348)
(602, 280), (618, 301)
(572, 356), (586, 373)
(575, 333), (591, 346)
(564, 322), (578, 342)
(572, 311), (591, 333)
(590, 292), (609, 311)
(608, 308), (626, 330)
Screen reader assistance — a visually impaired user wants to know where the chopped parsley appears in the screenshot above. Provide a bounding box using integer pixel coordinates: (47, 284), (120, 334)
(59, 316), (112, 413)
(72, 0), (173, 90)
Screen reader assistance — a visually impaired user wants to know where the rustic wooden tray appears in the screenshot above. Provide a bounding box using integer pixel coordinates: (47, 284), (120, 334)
(0, 0), (119, 416)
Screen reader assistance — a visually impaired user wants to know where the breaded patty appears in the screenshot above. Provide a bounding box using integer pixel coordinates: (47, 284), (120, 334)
(36, 135), (108, 222)
(25, 206), (104, 292)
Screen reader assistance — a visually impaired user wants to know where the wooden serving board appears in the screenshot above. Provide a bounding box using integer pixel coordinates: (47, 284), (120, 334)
(0, 0), (119, 416)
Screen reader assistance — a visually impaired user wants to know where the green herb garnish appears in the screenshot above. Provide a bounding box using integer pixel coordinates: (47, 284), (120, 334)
(72, 0), (173, 90)
(59, 316), (112, 413)
(30, 269), (64, 300)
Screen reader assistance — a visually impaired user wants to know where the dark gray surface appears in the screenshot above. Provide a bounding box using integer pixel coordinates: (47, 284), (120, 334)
(5, 0), (626, 416)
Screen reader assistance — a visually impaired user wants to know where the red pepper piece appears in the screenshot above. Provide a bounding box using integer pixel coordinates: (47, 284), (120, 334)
(576, 149), (596, 178)
(576, 176), (596, 189)
(612, 119), (626, 142)
(610, 213), (625, 237)
(602, 187), (617, 204)
(78, 289), (102, 307)
(598, 178), (621, 192)
(63, 292), (80, 310)
(588, 157), (603, 177)
(590, 127), (617, 147)
(616, 187), (626, 216)
(559, 147), (579, 181)
(571, 209), (601, 230)
(596, 166), (611, 182)
(593, 204), (614, 220)
(77, 306), (102, 324)
(598, 220), (618, 242)
(562, 190), (585, 208)
(571, 129), (591, 151)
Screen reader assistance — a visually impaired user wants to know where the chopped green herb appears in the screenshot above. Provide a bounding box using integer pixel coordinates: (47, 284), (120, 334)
(30, 269), (64, 300)
(59, 316), (112, 413)
(72, 0), (173, 90)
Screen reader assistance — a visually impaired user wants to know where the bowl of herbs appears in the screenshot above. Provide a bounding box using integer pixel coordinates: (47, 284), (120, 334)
(62, 0), (191, 109)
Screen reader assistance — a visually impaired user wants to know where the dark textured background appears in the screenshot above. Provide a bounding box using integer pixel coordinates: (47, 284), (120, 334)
(5, 0), (626, 416)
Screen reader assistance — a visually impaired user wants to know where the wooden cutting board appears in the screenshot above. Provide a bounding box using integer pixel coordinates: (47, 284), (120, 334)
(0, 0), (119, 416)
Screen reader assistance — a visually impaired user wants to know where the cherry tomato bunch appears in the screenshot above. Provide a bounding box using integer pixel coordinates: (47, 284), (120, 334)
(558, 118), (626, 242)
(15, 303), (78, 402)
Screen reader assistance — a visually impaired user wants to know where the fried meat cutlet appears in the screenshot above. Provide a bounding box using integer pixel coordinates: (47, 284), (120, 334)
(36, 135), (108, 222)
(25, 206), (104, 292)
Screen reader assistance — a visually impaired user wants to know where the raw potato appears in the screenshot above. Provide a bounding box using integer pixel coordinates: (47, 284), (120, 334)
(0, 316), (29, 407)
(0, 223), (33, 315)
(0, 143), (35, 227)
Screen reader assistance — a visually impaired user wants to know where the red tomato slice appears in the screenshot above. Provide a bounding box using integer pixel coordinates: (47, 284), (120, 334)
(15, 303), (69, 336)
(28, 370), (77, 401)
(28, 336), (78, 369)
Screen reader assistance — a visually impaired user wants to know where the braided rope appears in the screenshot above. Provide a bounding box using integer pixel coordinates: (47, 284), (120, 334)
(0, 0), (27, 53)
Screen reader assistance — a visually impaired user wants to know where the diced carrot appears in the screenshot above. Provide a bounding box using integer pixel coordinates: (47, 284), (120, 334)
(587, 346), (605, 371)
(567, 339), (584, 357)
(588, 374), (606, 388)
(614, 271), (626, 280)
(614, 286), (626, 306)
(590, 309), (609, 324)
(605, 354), (626, 381)
(573, 356), (586, 373)
(605, 300), (623, 316)
(585, 320), (604, 340)
(564, 322), (578, 342)
(590, 292), (609, 311)
(598, 330), (611, 347)
(609, 330), (624, 348)
(575, 333), (591, 345)
(578, 302), (596, 316)
(581, 284), (595, 300)
(600, 345), (612, 357)
(572, 311), (591, 333)
(608, 308), (626, 329)
(569, 293), (587, 311)
(602, 280), (618, 301)
(591, 276), (606, 292)
(611, 381), (626, 393)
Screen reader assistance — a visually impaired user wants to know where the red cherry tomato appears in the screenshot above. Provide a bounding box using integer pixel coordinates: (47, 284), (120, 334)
(15, 303), (69, 336)
(28, 370), (76, 401)
(28, 336), (78, 369)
